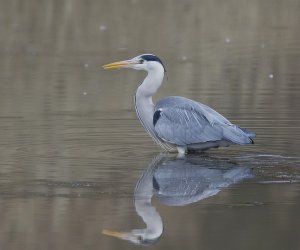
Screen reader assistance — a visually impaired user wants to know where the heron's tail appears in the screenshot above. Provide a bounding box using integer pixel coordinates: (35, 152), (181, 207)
(240, 128), (256, 139)
(223, 125), (255, 145)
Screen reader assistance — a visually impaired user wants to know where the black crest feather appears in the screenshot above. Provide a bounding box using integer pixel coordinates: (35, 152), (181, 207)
(141, 54), (166, 72)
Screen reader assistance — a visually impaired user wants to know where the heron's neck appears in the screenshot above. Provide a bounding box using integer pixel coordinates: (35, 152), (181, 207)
(134, 69), (164, 145)
(137, 68), (164, 98)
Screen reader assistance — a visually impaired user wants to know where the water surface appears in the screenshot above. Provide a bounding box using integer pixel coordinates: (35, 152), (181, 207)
(0, 0), (300, 249)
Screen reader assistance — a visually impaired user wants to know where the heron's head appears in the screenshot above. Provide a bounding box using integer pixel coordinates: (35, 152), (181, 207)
(103, 54), (166, 73)
(102, 228), (160, 246)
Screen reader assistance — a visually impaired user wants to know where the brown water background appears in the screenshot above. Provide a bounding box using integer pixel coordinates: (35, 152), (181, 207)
(0, 0), (300, 249)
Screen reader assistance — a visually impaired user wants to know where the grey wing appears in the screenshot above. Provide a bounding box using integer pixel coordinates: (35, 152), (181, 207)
(153, 96), (254, 146)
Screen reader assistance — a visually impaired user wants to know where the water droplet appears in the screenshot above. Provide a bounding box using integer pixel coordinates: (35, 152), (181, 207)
(225, 37), (231, 43)
(269, 74), (274, 79)
(84, 63), (89, 68)
(99, 25), (107, 31)
(181, 56), (187, 61)
(83, 92), (87, 95)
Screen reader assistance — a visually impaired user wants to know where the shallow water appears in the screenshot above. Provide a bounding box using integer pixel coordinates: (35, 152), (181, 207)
(0, 0), (300, 249)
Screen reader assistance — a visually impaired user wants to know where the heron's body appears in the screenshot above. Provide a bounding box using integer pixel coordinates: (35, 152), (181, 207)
(104, 54), (255, 154)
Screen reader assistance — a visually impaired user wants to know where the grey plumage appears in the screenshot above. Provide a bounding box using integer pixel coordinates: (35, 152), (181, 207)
(154, 96), (255, 151)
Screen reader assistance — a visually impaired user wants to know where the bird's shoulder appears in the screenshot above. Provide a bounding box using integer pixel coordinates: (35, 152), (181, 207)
(155, 96), (197, 110)
(154, 96), (231, 127)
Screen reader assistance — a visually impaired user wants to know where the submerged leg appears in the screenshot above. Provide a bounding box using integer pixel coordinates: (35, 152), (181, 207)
(176, 146), (187, 157)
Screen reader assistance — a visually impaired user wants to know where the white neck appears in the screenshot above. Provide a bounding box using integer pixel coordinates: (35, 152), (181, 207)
(136, 64), (165, 98)
(134, 64), (165, 146)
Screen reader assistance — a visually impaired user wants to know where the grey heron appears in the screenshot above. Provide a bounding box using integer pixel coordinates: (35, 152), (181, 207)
(103, 54), (255, 154)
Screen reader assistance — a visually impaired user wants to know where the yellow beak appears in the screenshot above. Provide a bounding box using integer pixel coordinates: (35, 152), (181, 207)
(102, 60), (134, 69)
(102, 229), (128, 239)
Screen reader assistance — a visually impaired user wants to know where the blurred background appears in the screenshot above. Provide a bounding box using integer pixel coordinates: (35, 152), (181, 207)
(0, 0), (299, 249)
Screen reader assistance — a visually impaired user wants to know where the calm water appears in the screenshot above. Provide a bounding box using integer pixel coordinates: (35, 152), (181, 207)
(0, 0), (300, 249)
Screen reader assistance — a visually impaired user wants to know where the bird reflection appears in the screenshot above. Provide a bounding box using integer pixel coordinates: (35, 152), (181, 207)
(103, 154), (252, 245)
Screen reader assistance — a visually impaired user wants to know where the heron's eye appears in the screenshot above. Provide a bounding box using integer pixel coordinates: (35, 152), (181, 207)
(139, 59), (144, 64)
(137, 235), (143, 241)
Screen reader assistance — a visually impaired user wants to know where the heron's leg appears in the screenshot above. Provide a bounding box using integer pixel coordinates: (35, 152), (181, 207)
(176, 146), (187, 157)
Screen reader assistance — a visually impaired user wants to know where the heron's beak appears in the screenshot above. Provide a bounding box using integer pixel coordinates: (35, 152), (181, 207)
(102, 229), (128, 239)
(102, 60), (135, 69)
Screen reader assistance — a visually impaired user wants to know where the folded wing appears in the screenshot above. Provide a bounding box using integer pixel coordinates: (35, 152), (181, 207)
(154, 96), (255, 146)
